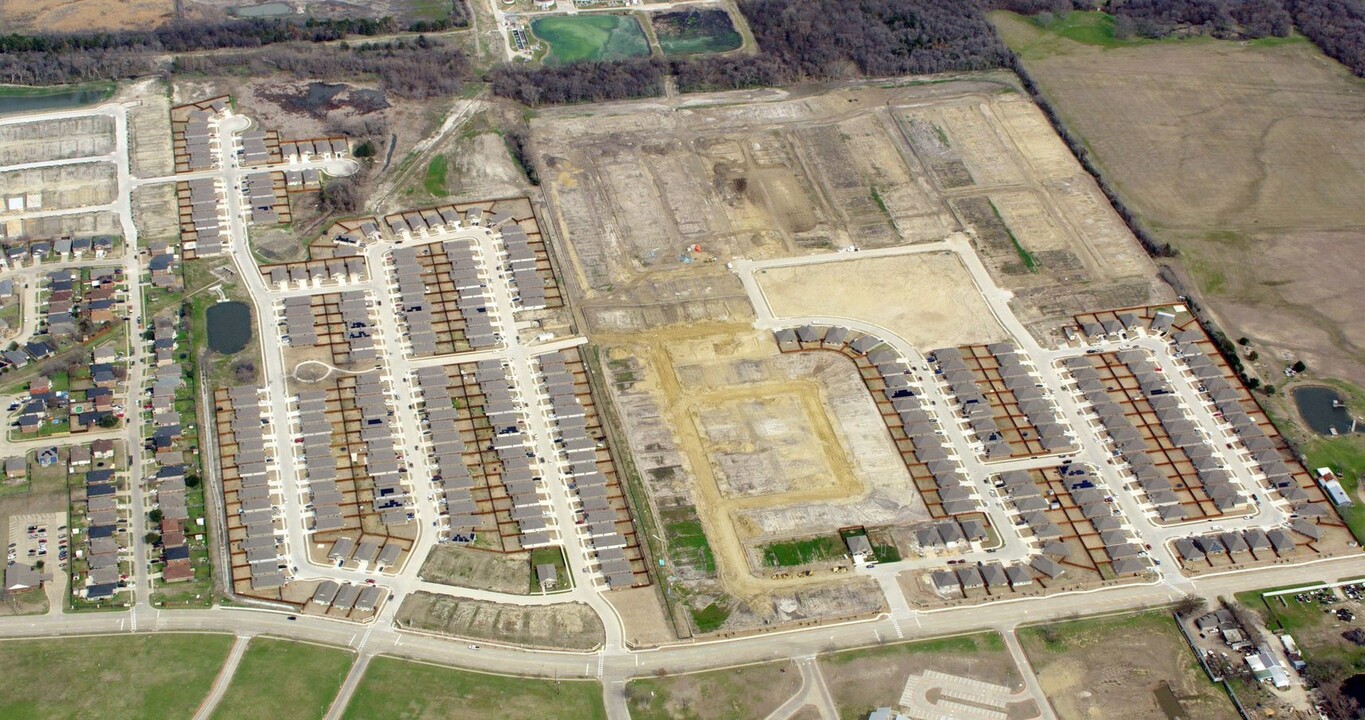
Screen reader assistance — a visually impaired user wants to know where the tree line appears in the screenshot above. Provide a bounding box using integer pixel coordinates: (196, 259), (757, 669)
(486, 0), (1011, 104)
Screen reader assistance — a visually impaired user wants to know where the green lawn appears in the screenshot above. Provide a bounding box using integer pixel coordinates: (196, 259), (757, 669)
(762, 535), (845, 567)
(1306, 433), (1365, 542)
(0, 634), (233, 720)
(424, 156), (448, 197)
(341, 656), (606, 720)
(824, 632), (1004, 666)
(663, 514), (717, 575)
(212, 638), (355, 720)
(690, 601), (730, 633)
(531, 15), (651, 64)
(529, 546), (572, 592)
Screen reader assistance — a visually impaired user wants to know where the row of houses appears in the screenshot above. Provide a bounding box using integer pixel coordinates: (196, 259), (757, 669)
(0, 236), (115, 271)
(466, 359), (552, 547)
(383, 205), (496, 242)
(929, 561), (1033, 598)
(180, 177), (226, 257)
(265, 257), (366, 291)
(143, 310), (203, 587)
(538, 351), (635, 589)
(1172, 526), (1304, 566)
(413, 365), (485, 543)
(1170, 329), (1331, 517)
(500, 221), (547, 311)
(391, 240), (499, 356)
(280, 291), (378, 366)
(219, 385), (289, 592)
(76, 459), (128, 601)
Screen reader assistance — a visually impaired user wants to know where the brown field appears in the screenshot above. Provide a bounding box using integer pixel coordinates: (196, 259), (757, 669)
(1019, 611), (1235, 720)
(626, 659), (802, 720)
(757, 252), (1008, 350)
(819, 632), (1025, 720)
(0, 0), (172, 32)
(418, 545), (531, 595)
(994, 11), (1365, 384)
(396, 592), (605, 651)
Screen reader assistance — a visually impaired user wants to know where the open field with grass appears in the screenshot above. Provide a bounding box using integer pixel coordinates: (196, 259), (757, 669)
(1019, 611), (1233, 720)
(651, 9), (742, 56)
(531, 15), (651, 64)
(1307, 432), (1365, 542)
(0, 633), (232, 720)
(627, 659), (801, 720)
(211, 638), (354, 720)
(992, 10), (1365, 386)
(342, 656), (606, 720)
(820, 633), (1020, 720)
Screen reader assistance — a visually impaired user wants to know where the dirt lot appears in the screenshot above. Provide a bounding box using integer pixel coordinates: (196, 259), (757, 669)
(626, 658), (801, 720)
(819, 632), (1025, 720)
(1019, 611), (1236, 720)
(418, 544), (531, 595)
(535, 80), (1165, 343)
(396, 592), (605, 650)
(0, 162), (117, 212)
(0, 0), (172, 32)
(605, 586), (676, 648)
(994, 12), (1365, 385)
(758, 252), (1007, 350)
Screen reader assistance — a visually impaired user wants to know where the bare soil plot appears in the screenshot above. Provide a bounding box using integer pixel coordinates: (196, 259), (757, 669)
(993, 11), (1365, 384)
(758, 252), (1008, 350)
(1019, 611), (1235, 720)
(396, 591), (605, 650)
(0, 115), (114, 167)
(605, 585), (676, 647)
(418, 544), (531, 595)
(626, 658), (801, 720)
(0, 161), (117, 211)
(818, 632), (1023, 720)
(342, 656), (606, 720)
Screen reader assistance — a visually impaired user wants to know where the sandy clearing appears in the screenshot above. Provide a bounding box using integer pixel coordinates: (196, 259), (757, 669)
(758, 251), (1008, 351)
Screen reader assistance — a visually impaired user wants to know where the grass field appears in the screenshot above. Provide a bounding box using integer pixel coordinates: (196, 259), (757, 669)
(1307, 433), (1365, 542)
(650, 9), (742, 56)
(0, 634), (232, 720)
(1020, 611), (1234, 720)
(992, 9), (1365, 386)
(424, 155), (448, 196)
(211, 638), (354, 720)
(531, 15), (651, 64)
(342, 656), (606, 720)
(627, 658), (800, 720)
(663, 512), (717, 575)
(762, 535), (845, 567)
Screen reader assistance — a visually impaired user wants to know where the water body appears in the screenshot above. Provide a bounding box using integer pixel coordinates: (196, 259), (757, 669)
(1293, 385), (1357, 436)
(0, 85), (113, 116)
(206, 302), (253, 355)
(229, 2), (295, 17)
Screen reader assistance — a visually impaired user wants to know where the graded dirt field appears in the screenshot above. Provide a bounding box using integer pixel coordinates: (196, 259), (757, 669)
(993, 11), (1365, 384)
(0, 633), (232, 719)
(419, 544), (532, 595)
(342, 656), (606, 720)
(210, 638), (355, 720)
(819, 633), (1024, 720)
(1019, 611), (1235, 720)
(535, 80), (1162, 343)
(626, 658), (802, 720)
(397, 592), (605, 650)
(0, 0), (172, 32)
(757, 252), (1008, 350)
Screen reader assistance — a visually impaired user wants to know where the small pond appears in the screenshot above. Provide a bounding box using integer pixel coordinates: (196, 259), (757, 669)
(206, 302), (253, 355)
(230, 2), (295, 18)
(0, 85), (113, 116)
(1293, 385), (1358, 436)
